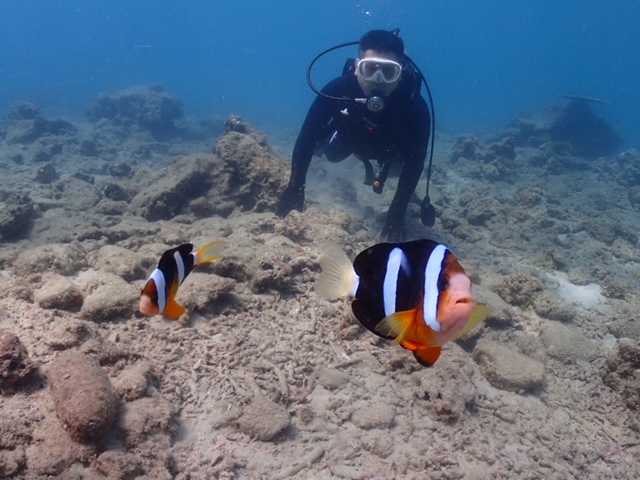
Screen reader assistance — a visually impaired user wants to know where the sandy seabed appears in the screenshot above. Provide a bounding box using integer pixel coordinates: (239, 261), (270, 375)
(0, 87), (639, 479)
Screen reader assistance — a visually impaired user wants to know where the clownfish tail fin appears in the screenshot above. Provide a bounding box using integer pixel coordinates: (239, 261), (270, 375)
(194, 241), (226, 265)
(315, 243), (359, 299)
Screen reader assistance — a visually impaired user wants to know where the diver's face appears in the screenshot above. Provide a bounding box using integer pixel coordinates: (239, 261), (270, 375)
(355, 49), (403, 97)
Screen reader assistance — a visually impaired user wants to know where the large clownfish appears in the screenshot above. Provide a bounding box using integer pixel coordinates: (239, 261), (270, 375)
(139, 242), (225, 320)
(315, 239), (490, 366)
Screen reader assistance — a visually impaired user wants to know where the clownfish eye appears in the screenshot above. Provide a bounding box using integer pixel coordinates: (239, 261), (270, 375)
(437, 277), (449, 291)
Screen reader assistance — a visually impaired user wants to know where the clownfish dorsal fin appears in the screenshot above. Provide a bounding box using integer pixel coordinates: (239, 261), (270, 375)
(376, 309), (417, 345)
(194, 241), (226, 265)
(315, 243), (359, 299)
(454, 305), (492, 340)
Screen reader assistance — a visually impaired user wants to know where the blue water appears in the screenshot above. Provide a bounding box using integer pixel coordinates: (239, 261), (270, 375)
(2, 1), (638, 148)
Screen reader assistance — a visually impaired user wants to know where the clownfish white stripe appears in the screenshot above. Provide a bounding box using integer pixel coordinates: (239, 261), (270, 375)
(383, 247), (404, 317)
(150, 268), (167, 312)
(174, 251), (186, 284)
(423, 244), (447, 332)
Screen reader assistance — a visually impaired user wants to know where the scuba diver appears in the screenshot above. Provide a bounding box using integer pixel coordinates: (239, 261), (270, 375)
(275, 29), (434, 242)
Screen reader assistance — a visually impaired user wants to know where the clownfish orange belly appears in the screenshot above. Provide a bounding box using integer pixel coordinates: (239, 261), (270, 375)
(139, 241), (225, 321)
(316, 239), (490, 366)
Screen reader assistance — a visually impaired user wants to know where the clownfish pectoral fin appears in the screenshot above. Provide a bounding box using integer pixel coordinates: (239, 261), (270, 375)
(194, 241), (226, 265)
(413, 347), (442, 367)
(163, 299), (187, 321)
(376, 309), (418, 345)
(315, 243), (359, 299)
(454, 305), (492, 340)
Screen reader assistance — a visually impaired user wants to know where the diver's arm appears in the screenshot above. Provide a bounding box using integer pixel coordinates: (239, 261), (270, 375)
(382, 102), (430, 239)
(387, 150), (425, 222)
(288, 122), (318, 188)
(276, 81), (340, 217)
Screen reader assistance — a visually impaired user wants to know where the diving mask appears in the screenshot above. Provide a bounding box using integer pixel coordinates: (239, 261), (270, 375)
(356, 57), (403, 84)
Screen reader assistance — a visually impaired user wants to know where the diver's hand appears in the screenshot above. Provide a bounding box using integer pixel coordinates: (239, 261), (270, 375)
(275, 184), (305, 218)
(380, 220), (406, 243)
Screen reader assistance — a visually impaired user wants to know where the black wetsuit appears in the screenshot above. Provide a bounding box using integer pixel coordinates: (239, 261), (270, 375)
(277, 69), (430, 242)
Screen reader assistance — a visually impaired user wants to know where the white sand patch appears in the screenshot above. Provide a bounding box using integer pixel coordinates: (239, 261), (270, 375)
(546, 271), (606, 308)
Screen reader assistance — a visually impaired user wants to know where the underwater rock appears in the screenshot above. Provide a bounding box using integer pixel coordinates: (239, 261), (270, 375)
(214, 115), (288, 212)
(610, 149), (640, 188)
(5, 101), (77, 145)
(34, 162), (59, 184)
(503, 96), (622, 158)
(494, 273), (543, 308)
(604, 339), (640, 410)
(540, 322), (600, 364)
(93, 450), (143, 480)
(79, 138), (99, 156)
(86, 84), (183, 140)
(350, 401), (395, 430)
(0, 331), (38, 389)
(275, 210), (310, 242)
(175, 271), (235, 315)
(0, 193), (34, 241)
(131, 153), (217, 221)
(47, 350), (119, 442)
(450, 135), (517, 181)
(80, 274), (137, 322)
(473, 340), (544, 393)
(34, 273), (84, 311)
(416, 353), (477, 422)
(608, 315), (640, 340)
(95, 245), (146, 282)
(103, 182), (132, 202)
(236, 396), (290, 441)
(533, 292), (575, 322)
(112, 361), (154, 402)
(0, 417), (32, 476)
(118, 397), (177, 447)
(13, 243), (88, 277)
(58, 177), (103, 212)
(44, 318), (96, 351)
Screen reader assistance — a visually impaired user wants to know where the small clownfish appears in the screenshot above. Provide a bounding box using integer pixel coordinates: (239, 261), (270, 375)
(139, 242), (225, 320)
(315, 240), (490, 367)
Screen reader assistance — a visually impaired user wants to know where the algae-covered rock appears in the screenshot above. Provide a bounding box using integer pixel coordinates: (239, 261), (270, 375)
(47, 351), (119, 442)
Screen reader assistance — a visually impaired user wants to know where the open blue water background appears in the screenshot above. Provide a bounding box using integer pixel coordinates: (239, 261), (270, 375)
(1, 1), (638, 148)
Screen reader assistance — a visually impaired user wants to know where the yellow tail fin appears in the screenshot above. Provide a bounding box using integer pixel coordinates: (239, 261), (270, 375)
(315, 243), (359, 299)
(194, 241), (226, 265)
(455, 305), (491, 339)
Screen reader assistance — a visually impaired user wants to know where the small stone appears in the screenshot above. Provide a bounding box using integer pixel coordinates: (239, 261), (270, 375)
(35, 162), (58, 184)
(113, 361), (153, 401)
(47, 351), (119, 442)
(350, 402), (395, 430)
(360, 430), (395, 458)
(118, 397), (176, 447)
(316, 367), (349, 390)
(0, 330), (38, 389)
(473, 340), (545, 393)
(603, 339), (640, 410)
(44, 319), (94, 350)
(93, 450), (142, 480)
(34, 273), (84, 310)
(80, 276), (138, 322)
(236, 396), (290, 441)
(540, 322), (599, 363)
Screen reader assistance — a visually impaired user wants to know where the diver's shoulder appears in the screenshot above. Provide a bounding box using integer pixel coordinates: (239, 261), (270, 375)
(321, 75), (357, 95)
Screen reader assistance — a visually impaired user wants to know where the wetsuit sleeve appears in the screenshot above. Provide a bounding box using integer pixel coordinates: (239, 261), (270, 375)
(386, 99), (431, 225)
(287, 80), (342, 187)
